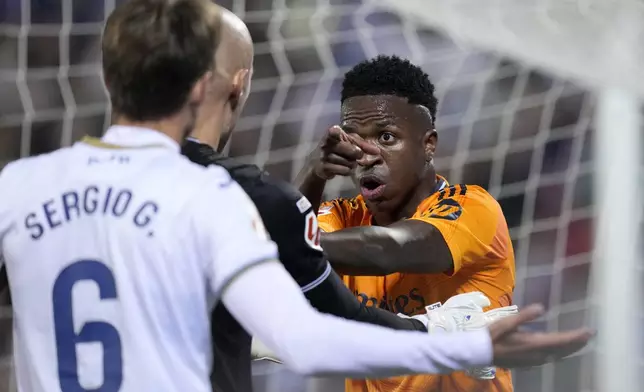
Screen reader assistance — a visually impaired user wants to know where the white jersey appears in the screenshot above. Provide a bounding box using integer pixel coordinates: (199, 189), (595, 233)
(0, 126), (278, 392)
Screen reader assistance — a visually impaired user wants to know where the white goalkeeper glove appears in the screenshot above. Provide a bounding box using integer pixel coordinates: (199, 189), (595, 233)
(398, 292), (518, 380)
(251, 337), (282, 363)
(398, 291), (490, 333)
(463, 304), (518, 379)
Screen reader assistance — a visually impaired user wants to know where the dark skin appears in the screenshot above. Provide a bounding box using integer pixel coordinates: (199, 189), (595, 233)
(295, 94), (454, 275)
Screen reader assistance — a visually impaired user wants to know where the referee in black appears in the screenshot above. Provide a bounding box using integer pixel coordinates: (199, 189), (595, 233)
(181, 7), (425, 392)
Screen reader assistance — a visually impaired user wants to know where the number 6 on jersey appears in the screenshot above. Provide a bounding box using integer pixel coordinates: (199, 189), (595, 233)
(53, 260), (123, 392)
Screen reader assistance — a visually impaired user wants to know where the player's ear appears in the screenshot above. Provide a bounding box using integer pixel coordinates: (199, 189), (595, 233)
(189, 71), (213, 106)
(424, 129), (437, 162)
(229, 68), (250, 111)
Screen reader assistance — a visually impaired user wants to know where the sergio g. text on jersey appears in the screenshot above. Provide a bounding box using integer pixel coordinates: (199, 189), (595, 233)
(24, 185), (159, 240)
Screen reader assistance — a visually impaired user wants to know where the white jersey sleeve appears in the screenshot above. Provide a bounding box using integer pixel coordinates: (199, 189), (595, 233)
(193, 166), (278, 298)
(222, 254), (494, 377)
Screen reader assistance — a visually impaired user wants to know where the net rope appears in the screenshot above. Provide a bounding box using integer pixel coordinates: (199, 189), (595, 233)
(1, 0), (642, 391)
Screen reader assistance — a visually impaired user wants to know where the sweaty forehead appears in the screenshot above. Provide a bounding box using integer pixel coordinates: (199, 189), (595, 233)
(341, 95), (431, 127)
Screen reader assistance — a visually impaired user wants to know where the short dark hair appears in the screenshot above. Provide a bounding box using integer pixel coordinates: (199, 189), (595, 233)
(102, 0), (221, 121)
(341, 55), (438, 122)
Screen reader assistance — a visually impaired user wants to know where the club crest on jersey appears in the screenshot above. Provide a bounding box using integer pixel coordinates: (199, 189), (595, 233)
(296, 196), (312, 214)
(246, 202), (270, 240)
(318, 205), (333, 216)
(304, 211), (322, 251)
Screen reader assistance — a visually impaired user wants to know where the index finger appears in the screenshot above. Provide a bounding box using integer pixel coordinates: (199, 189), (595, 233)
(346, 133), (380, 156)
(325, 126), (346, 144)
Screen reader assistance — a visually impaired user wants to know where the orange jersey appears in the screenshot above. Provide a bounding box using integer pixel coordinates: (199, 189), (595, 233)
(318, 179), (515, 392)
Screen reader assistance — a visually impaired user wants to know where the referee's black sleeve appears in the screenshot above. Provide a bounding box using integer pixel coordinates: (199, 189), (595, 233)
(304, 269), (426, 331)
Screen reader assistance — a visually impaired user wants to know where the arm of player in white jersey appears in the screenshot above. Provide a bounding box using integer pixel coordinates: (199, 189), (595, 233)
(196, 167), (493, 378)
(223, 261), (492, 377)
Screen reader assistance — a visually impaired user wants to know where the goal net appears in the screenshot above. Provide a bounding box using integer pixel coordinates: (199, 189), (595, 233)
(0, 0), (642, 391)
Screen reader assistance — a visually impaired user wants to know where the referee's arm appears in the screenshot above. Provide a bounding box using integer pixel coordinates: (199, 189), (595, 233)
(302, 266), (426, 332)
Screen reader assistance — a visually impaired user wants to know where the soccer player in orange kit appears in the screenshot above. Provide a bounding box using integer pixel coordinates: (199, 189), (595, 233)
(296, 55), (515, 392)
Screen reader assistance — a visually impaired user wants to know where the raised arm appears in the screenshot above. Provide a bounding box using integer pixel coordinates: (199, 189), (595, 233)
(295, 125), (458, 276)
(294, 126), (378, 214)
(292, 154), (326, 217)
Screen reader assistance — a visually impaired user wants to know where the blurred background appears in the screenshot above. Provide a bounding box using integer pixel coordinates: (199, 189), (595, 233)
(0, 0), (630, 391)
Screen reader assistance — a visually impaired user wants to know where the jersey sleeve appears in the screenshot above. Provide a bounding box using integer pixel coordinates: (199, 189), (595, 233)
(195, 166), (279, 299)
(317, 199), (350, 233)
(238, 175), (330, 292)
(303, 269), (426, 331)
(411, 185), (511, 275)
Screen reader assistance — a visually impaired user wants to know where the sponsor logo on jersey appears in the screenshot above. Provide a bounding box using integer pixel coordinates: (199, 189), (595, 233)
(354, 287), (427, 316)
(295, 196), (312, 214)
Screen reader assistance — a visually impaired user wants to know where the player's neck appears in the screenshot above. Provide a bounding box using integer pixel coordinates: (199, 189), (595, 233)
(189, 126), (221, 150)
(112, 115), (188, 145)
(190, 107), (228, 150)
(370, 173), (438, 226)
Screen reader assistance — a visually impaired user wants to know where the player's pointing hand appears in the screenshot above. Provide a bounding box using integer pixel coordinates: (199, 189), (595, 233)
(313, 126), (380, 180)
(489, 304), (593, 368)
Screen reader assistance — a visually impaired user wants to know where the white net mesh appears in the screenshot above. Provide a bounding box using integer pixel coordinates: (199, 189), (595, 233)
(377, 0), (644, 96)
(0, 0), (642, 391)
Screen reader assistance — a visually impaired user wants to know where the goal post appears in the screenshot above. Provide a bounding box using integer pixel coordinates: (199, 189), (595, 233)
(594, 88), (642, 392)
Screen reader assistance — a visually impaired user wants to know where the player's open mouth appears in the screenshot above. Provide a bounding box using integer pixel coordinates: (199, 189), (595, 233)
(359, 176), (386, 200)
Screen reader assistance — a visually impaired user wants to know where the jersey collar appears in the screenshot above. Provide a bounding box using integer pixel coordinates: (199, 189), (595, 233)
(80, 125), (180, 152)
(434, 175), (449, 193)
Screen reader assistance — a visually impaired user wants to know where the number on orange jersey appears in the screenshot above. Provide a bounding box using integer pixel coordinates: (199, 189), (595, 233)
(425, 185), (467, 221)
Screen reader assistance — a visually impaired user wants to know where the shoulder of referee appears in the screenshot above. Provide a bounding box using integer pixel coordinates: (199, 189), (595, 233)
(234, 176), (329, 286)
(181, 140), (264, 187)
(240, 175), (307, 227)
(181, 139), (220, 167)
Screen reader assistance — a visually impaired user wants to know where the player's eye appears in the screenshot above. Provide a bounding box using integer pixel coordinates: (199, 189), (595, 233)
(378, 132), (396, 144)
